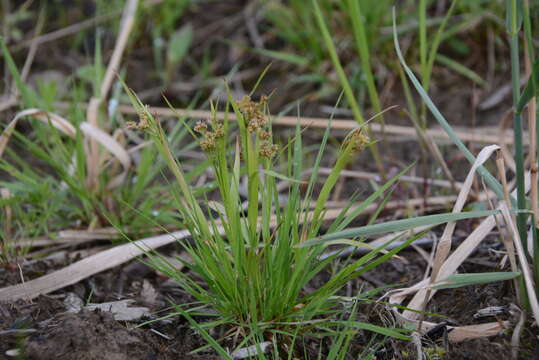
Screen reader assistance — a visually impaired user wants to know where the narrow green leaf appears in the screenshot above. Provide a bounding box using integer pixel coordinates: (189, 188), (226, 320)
(260, 169), (306, 184)
(392, 8), (505, 202)
(253, 48), (309, 67)
(335, 163), (415, 232)
(516, 59), (539, 113)
(0, 37), (38, 107)
(300, 210), (499, 247)
(433, 272), (521, 290)
(172, 304), (233, 359)
(336, 321), (411, 341)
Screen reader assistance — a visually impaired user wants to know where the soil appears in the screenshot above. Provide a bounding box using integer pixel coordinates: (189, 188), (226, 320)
(0, 257), (219, 360)
(1, 232), (538, 359)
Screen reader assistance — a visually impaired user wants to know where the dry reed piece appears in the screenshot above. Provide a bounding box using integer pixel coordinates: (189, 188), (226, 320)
(500, 202), (539, 327)
(10, 0), (163, 52)
(117, 104), (521, 145)
(53, 102), (521, 145)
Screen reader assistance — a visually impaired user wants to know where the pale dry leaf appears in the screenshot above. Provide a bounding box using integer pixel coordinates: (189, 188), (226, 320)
(500, 202), (539, 327)
(232, 342), (271, 359)
(0, 109), (76, 158)
(431, 144), (500, 283)
(385, 147), (529, 342)
(79, 121), (131, 189)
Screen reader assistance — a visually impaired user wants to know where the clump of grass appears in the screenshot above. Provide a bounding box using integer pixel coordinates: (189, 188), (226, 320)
(125, 77), (502, 356)
(0, 36), (203, 267)
(124, 85), (419, 355)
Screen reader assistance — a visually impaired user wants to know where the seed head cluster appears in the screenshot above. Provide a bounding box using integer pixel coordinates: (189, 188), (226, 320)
(259, 141), (279, 158)
(238, 95), (279, 158)
(344, 128), (370, 153)
(127, 105), (151, 130)
(195, 118), (225, 152)
(238, 95), (269, 133)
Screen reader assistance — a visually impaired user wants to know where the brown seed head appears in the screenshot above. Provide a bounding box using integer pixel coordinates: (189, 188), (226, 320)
(345, 128), (370, 153)
(259, 130), (271, 140)
(194, 120), (208, 134)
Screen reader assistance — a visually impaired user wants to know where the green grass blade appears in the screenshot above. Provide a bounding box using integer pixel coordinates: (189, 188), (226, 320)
(507, 0), (528, 251)
(424, 0), (459, 90)
(299, 210), (499, 247)
(334, 163), (414, 232)
(335, 321), (410, 341)
(346, 0), (383, 121)
(0, 37), (38, 107)
(312, 0), (383, 173)
(172, 304), (232, 359)
(433, 272), (521, 290)
(516, 59), (539, 113)
(392, 8), (505, 202)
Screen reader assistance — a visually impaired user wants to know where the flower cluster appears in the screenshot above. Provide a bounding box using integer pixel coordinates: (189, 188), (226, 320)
(343, 127), (370, 153)
(259, 141), (279, 158)
(126, 105), (151, 130)
(238, 95), (279, 159)
(238, 95), (269, 133)
(194, 119), (224, 152)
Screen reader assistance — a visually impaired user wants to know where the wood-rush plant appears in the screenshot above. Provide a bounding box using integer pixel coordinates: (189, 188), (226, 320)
(125, 79), (505, 355)
(124, 86), (418, 354)
(125, 89), (503, 357)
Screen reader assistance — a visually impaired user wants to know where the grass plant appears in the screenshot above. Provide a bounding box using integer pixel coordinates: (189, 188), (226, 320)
(125, 85), (414, 356)
(123, 79), (503, 356)
(0, 37), (204, 267)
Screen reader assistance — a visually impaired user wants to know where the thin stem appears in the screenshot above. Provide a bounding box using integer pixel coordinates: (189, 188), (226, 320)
(509, 17), (528, 253)
(312, 0), (385, 178)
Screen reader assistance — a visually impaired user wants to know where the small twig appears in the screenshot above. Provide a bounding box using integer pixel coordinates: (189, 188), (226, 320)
(500, 202), (539, 327)
(17, 263), (25, 284)
(479, 76), (528, 111)
(20, 8), (45, 82)
(244, 2), (264, 49)
(149, 328), (171, 340)
(56, 101), (525, 145)
(0, 5), (44, 113)
(314, 168), (464, 190)
(320, 232), (434, 260)
(12, 12), (119, 52)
